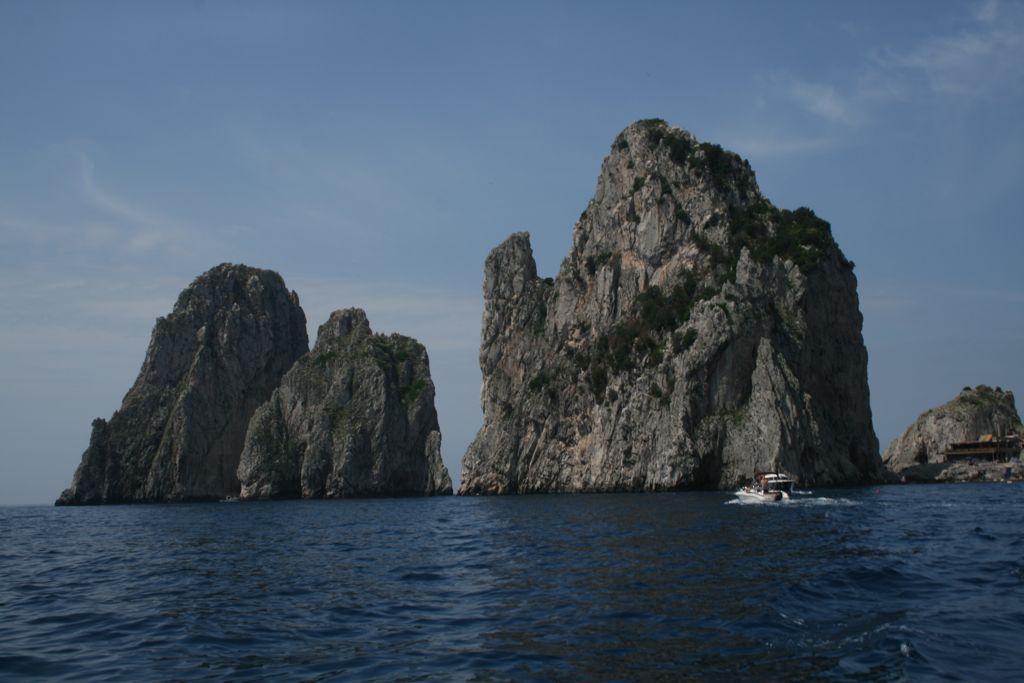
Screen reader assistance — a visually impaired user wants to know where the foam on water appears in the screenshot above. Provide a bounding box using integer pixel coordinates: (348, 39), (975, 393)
(725, 494), (860, 507)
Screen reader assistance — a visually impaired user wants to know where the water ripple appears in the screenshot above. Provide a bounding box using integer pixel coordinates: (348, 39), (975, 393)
(2, 486), (1023, 680)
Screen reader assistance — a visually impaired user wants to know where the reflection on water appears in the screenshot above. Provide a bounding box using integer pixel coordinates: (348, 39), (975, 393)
(1, 485), (1022, 680)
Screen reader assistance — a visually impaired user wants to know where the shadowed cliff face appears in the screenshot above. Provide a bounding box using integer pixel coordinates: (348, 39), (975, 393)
(237, 308), (452, 499)
(460, 119), (882, 494)
(884, 385), (1023, 473)
(57, 264), (309, 504)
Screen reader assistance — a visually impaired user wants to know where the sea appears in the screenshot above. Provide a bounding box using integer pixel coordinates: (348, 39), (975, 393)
(2, 484), (1022, 682)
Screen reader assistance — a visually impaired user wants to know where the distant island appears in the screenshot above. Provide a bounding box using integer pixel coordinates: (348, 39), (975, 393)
(884, 386), (1023, 483)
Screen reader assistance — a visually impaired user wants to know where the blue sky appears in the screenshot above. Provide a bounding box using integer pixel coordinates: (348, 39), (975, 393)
(1, 1), (1022, 504)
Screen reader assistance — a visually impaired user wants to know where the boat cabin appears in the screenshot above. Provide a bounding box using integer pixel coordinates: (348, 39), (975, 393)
(755, 472), (795, 495)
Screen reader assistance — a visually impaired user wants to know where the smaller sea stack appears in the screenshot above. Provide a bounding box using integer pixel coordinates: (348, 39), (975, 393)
(237, 308), (452, 499)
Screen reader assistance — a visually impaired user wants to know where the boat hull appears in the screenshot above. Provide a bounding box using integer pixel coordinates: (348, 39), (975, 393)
(735, 489), (784, 503)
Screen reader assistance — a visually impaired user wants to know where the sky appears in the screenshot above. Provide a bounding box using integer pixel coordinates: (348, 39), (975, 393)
(1, 0), (1022, 505)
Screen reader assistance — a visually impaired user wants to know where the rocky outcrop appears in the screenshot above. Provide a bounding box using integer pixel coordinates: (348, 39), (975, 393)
(899, 459), (1024, 484)
(460, 119), (881, 494)
(237, 308), (452, 499)
(883, 386), (1022, 474)
(57, 264), (309, 504)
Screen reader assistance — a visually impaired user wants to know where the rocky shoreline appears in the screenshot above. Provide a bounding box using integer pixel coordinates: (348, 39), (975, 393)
(894, 459), (1024, 484)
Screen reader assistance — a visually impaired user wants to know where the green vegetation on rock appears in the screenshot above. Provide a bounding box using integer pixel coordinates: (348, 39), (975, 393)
(303, 349), (339, 369)
(580, 277), (707, 397)
(725, 201), (843, 273)
(398, 378), (427, 403)
(585, 251), (615, 276)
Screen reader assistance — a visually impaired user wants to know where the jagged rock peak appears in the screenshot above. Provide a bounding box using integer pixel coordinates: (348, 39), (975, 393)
(57, 263), (309, 505)
(318, 307), (372, 341)
(460, 119), (880, 495)
(883, 385), (1022, 472)
(237, 308), (452, 499)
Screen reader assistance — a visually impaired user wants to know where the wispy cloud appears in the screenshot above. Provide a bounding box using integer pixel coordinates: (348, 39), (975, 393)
(880, 3), (1023, 95)
(728, 134), (835, 159)
(784, 77), (858, 126)
(870, 20), (1024, 95)
(976, 0), (1000, 23)
(748, 3), (1024, 153)
(79, 158), (154, 227)
(1, 151), (249, 264)
(77, 156), (189, 252)
(728, 77), (851, 159)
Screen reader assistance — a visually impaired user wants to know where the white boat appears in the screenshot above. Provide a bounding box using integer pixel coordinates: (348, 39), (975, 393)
(735, 472), (796, 502)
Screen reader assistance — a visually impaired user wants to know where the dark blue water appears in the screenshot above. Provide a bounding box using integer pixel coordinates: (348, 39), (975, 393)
(2, 485), (1023, 681)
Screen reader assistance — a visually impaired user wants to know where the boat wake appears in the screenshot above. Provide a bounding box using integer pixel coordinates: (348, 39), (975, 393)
(726, 495), (860, 507)
(795, 496), (860, 507)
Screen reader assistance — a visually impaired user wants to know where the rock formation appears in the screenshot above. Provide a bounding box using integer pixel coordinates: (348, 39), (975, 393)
(460, 119), (881, 494)
(57, 264), (309, 504)
(883, 385), (1022, 474)
(916, 458), (1024, 484)
(237, 308), (452, 499)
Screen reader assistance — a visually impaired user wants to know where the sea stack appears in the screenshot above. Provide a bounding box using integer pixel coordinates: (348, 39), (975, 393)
(57, 264), (309, 504)
(460, 119), (881, 494)
(884, 385), (1023, 481)
(237, 308), (452, 499)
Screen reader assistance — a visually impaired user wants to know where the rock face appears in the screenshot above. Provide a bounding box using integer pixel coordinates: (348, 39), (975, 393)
(460, 119), (881, 494)
(883, 386), (1022, 473)
(57, 264), (309, 504)
(237, 308), (452, 499)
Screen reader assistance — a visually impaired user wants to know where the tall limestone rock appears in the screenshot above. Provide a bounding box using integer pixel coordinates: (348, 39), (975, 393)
(237, 308), (452, 499)
(883, 385), (1022, 473)
(460, 119), (881, 494)
(56, 264), (308, 504)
